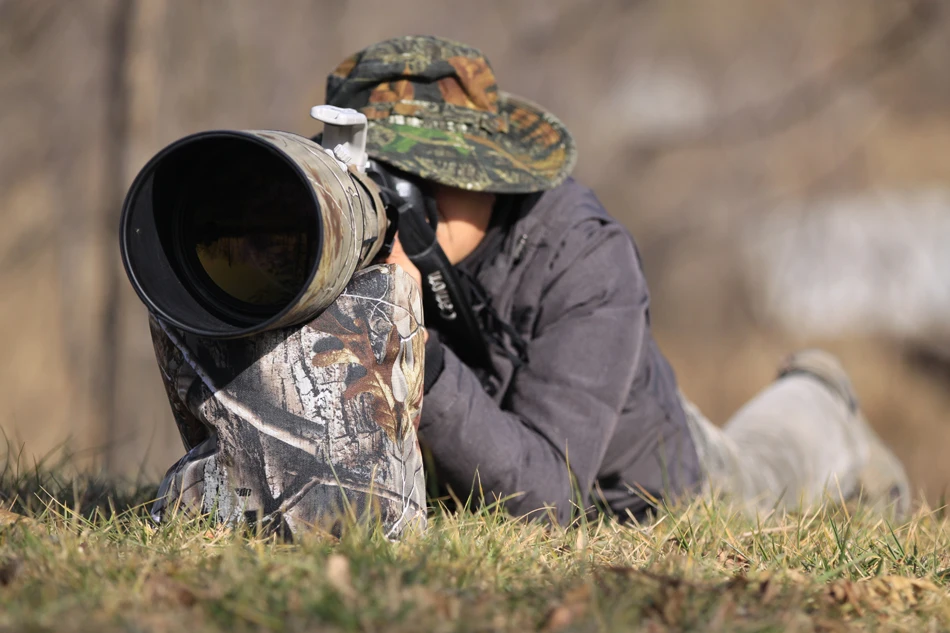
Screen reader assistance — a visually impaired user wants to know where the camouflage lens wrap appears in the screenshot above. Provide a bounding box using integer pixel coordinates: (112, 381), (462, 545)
(150, 264), (427, 539)
(325, 35), (577, 194)
(246, 130), (388, 334)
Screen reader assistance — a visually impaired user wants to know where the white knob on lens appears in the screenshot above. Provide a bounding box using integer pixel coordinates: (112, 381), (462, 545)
(310, 105), (368, 172)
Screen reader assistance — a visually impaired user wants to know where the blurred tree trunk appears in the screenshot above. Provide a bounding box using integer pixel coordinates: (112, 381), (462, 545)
(95, 0), (134, 471)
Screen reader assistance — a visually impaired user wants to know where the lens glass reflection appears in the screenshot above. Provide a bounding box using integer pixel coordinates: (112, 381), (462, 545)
(169, 138), (318, 313)
(192, 207), (313, 308)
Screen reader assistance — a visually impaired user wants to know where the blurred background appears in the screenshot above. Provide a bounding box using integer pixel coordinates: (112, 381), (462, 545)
(2, 0), (949, 500)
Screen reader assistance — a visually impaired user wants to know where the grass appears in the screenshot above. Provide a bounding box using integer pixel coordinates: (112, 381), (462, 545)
(1, 457), (949, 632)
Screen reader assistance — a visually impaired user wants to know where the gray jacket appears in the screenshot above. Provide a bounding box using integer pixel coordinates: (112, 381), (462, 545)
(418, 178), (702, 525)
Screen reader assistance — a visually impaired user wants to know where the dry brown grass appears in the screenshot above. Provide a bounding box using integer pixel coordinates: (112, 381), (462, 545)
(2, 463), (950, 632)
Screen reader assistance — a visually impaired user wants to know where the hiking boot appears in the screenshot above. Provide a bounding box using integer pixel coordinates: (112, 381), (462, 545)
(777, 349), (911, 518)
(777, 349), (859, 413)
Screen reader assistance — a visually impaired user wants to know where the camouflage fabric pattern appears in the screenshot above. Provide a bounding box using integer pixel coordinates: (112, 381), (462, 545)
(150, 264), (427, 539)
(325, 35), (577, 194)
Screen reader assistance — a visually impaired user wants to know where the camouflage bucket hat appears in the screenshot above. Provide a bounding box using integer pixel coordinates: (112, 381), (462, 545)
(324, 35), (577, 194)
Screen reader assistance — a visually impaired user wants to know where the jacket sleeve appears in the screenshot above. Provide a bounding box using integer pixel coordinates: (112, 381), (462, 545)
(417, 217), (649, 525)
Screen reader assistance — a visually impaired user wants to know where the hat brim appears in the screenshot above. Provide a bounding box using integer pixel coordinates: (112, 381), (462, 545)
(363, 92), (577, 194)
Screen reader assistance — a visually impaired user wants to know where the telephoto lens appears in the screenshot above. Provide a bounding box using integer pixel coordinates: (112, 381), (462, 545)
(119, 130), (386, 337)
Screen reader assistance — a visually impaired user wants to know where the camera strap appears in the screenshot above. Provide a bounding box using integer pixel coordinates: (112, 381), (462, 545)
(366, 161), (493, 370)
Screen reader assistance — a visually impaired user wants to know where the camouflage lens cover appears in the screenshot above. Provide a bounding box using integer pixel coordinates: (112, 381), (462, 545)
(150, 264), (427, 539)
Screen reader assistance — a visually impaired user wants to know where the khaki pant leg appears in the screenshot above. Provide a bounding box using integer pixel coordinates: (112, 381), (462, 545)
(682, 372), (909, 516)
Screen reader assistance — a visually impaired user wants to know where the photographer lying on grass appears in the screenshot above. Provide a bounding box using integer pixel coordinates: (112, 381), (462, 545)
(149, 35), (910, 536)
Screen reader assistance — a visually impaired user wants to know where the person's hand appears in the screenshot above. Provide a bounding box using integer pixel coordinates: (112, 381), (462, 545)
(384, 232), (422, 289)
(384, 233), (428, 342)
